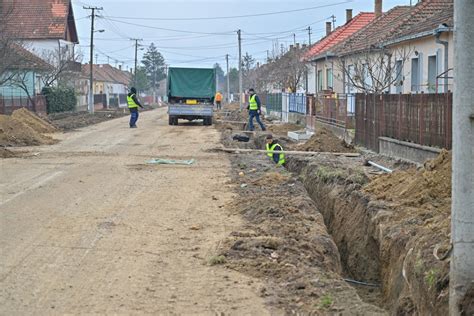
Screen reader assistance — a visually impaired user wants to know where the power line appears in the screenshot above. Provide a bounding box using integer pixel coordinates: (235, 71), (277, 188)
(103, 1), (354, 21)
(103, 17), (236, 35)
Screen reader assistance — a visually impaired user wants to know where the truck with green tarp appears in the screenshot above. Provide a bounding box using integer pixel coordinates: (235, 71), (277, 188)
(167, 67), (216, 126)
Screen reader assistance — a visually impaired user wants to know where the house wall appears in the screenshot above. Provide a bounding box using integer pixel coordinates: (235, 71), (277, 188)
(0, 71), (36, 97)
(389, 32), (454, 94)
(24, 39), (76, 64)
(306, 64), (317, 94)
(311, 58), (344, 94)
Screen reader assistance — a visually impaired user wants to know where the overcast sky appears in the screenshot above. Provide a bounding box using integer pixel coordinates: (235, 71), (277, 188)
(72, 0), (414, 71)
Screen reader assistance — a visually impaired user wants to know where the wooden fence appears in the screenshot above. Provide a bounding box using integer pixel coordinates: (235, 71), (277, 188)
(355, 92), (452, 152)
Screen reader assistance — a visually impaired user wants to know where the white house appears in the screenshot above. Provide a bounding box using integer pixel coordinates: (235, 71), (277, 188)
(4, 0), (80, 69)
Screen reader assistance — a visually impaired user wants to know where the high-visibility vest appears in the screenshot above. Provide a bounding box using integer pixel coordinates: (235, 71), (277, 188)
(215, 93), (222, 102)
(127, 94), (138, 109)
(266, 143), (286, 165)
(249, 94), (258, 110)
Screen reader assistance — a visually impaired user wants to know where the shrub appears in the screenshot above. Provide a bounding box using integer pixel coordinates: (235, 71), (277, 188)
(42, 87), (77, 114)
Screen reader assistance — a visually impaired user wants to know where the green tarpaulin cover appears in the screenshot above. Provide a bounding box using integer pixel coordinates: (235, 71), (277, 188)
(167, 67), (216, 99)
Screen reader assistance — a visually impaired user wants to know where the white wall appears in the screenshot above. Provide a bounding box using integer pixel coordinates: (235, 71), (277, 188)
(24, 39), (76, 65)
(389, 32), (453, 94)
(306, 64), (317, 94)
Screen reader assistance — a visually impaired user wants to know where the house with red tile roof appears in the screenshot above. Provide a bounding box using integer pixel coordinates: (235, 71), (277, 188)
(3, 0), (79, 64)
(326, 0), (453, 94)
(304, 10), (375, 94)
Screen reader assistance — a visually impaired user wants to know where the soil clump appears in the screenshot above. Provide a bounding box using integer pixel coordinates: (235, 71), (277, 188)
(298, 127), (356, 153)
(0, 147), (16, 158)
(11, 108), (56, 134)
(0, 114), (56, 147)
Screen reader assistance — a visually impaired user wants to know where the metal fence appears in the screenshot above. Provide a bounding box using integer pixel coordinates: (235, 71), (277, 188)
(288, 93), (306, 114)
(0, 95), (47, 115)
(355, 92), (452, 152)
(265, 93), (282, 112)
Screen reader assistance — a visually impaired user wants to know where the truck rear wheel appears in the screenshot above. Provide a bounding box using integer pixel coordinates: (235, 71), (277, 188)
(168, 116), (173, 125)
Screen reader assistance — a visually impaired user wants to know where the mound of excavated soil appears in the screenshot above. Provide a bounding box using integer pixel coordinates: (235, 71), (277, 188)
(267, 123), (302, 135)
(0, 147), (16, 158)
(298, 127), (356, 153)
(49, 110), (128, 131)
(11, 108), (56, 134)
(365, 149), (451, 208)
(251, 172), (290, 186)
(0, 115), (56, 147)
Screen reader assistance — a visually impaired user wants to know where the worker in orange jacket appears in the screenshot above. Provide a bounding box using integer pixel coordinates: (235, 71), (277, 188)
(214, 91), (223, 110)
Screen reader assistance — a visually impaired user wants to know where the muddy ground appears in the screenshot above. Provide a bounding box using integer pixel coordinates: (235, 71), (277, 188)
(216, 108), (456, 314)
(216, 122), (387, 314)
(48, 109), (130, 131)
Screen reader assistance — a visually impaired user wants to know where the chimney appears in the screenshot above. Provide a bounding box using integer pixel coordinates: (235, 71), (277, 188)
(375, 0), (382, 18)
(296, 43), (300, 49)
(118, 65), (122, 70)
(326, 22), (332, 36)
(346, 9), (353, 23)
(290, 44), (294, 50)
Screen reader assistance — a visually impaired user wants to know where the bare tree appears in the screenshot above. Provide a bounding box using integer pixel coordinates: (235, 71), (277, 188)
(338, 47), (413, 94)
(39, 48), (83, 87)
(258, 46), (308, 92)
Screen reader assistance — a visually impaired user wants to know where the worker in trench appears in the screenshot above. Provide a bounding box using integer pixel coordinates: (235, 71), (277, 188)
(127, 87), (144, 128)
(247, 88), (266, 131)
(265, 134), (286, 166)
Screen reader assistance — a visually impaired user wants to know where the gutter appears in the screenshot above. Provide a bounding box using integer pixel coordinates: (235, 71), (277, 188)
(383, 27), (453, 47)
(435, 26), (451, 93)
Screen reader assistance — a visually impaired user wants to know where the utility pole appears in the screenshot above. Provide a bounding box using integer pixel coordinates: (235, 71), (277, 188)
(293, 33), (296, 45)
(226, 54), (230, 104)
(237, 29), (243, 111)
(331, 15), (336, 30)
(83, 6), (103, 114)
(307, 26), (312, 45)
(215, 63), (219, 94)
(450, 1), (474, 314)
(131, 38), (142, 88)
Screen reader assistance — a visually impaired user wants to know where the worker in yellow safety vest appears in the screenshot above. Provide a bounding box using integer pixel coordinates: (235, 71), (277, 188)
(247, 88), (266, 131)
(265, 134), (286, 165)
(127, 87), (143, 128)
(214, 91), (223, 110)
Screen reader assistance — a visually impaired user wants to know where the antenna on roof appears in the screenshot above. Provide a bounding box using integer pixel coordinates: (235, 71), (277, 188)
(331, 15), (336, 29)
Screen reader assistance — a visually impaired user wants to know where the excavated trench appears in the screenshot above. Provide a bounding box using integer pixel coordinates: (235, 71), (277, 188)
(221, 126), (450, 315)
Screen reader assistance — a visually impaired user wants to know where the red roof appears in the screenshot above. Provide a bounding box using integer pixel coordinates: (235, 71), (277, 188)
(82, 64), (132, 86)
(333, 6), (413, 56)
(384, 0), (453, 43)
(3, 0), (79, 43)
(304, 13), (375, 60)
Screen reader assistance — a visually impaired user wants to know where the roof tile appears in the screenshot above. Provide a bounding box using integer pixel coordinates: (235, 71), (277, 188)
(305, 13), (375, 60)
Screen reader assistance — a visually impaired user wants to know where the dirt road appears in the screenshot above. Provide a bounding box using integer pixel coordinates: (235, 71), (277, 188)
(0, 109), (272, 315)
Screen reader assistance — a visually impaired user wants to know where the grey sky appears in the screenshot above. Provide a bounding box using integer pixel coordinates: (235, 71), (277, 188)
(72, 0), (413, 70)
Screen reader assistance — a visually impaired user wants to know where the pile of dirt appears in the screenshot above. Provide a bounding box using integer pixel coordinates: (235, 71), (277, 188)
(365, 150), (451, 208)
(49, 110), (128, 131)
(11, 108), (56, 134)
(0, 115), (56, 147)
(267, 123), (303, 136)
(0, 147), (16, 158)
(298, 127), (356, 153)
(251, 172), (290, 186)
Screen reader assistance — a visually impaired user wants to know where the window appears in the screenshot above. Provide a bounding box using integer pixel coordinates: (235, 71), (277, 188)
(411, 58), (420, 92)
(326, 68), (333, 90)
(427, 55), (437, 92)
(395, 60), (403, 93)
(317, 70), (323, 91)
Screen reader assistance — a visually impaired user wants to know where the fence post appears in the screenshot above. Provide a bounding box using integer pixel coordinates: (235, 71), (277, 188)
(419, 92), (425, 145)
